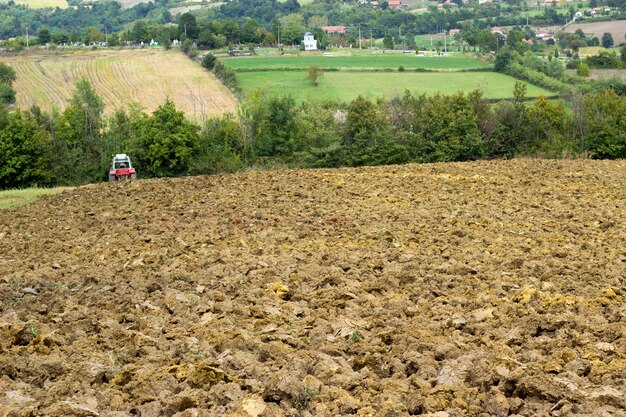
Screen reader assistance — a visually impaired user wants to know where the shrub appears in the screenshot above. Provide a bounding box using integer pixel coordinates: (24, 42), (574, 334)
(583, 89), (626, 158)
(213, 61), (238, 91)
(577, 63), (590, 77)
(494, 50), (517, 72)
(505, 63), (568, 92)
(127, 99), (200, 177)
(0, 83), (16, 105)
(181, 38), (193, 54)
(585, 52), (622, 69)
(201, 53), (216, 70)
(0, 108), (51, 188)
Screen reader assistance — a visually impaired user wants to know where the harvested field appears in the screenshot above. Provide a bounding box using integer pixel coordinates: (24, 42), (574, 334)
(589, 68), (626, 81)
(564, 21), (626, 44)
(1, 159), (625, 417)
(0, 0), (68, 8)
(2, 49), (238, 121)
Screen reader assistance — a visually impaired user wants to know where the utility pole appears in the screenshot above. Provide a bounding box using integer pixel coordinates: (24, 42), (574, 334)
(443, 29), (446, 53)
(26, 27), (29, 48)
(105, 27), (108, 45)
(370, 29), (373, 48)
(359, 27), (361, 49)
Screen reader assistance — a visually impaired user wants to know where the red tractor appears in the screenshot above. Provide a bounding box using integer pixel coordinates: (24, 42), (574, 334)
(108, 154), (137, 181)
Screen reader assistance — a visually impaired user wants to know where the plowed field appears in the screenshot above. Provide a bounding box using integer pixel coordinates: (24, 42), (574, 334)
(2, 49), (238, 121)
(1, 160), (625, 417)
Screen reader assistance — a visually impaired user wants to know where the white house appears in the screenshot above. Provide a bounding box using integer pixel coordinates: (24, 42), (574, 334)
(303, 32), (318, 51)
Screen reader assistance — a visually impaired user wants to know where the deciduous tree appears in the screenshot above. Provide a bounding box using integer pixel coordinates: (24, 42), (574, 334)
(128, 99), (200, 177)
(307, 65), (323, 86)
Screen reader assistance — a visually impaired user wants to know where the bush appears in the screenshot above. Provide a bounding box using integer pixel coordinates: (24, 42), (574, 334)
(181, 38), (194, 54)
(505, 63), (568, 92)
(213, 61), (238, 91)
(494, 50), (517, 72)
(577, 63), (590, 77)
(566, 59), (581, 70)
(583, 89), (626, 158)
(127, 99), (200, 177)
(0, 107), (51, 188)
(201, 53), (216, 70)
(0, 83), (16, 105)
(0, 62), (16, 85)
(189, 116), (245, 175)
(585, 52), (622, 69)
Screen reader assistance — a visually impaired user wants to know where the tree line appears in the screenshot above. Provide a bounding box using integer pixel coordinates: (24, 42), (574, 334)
(1, 77), (624, 190)
(3, 0), (624, 52)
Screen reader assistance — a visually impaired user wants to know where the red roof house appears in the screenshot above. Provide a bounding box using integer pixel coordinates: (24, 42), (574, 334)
(321, 26), (347, 34)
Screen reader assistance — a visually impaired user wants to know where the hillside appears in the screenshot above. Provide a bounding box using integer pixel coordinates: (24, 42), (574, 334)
(0, 160), (625, 416)
(2, 49), (238, 121)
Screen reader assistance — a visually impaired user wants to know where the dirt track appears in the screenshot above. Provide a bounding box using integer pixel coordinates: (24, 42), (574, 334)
(1, 160), (625, 417)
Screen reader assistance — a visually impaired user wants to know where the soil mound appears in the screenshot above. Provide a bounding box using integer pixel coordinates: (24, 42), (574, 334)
(1, 160), (625, 417)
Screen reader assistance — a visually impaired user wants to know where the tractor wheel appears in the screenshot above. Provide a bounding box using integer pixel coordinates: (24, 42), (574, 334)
(131, 173), (137, 180)
(108, 175), (116, 182)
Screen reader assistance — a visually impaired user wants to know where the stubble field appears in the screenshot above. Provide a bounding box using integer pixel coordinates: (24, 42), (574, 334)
(0, 0), (68, 8)
(0, 159), (625, 417)
(1, 49), (238, 121)
(564, 21), (626, 44)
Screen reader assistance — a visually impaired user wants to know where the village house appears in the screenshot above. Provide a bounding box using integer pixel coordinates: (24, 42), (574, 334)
(388, 0), (402, 9)
(449, 28), (461, 38)
(303, 32), (318, 51)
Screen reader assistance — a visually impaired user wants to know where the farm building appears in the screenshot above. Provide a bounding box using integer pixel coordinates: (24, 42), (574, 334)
(303, 32), (318, 51)
(388, 0), (402, 8)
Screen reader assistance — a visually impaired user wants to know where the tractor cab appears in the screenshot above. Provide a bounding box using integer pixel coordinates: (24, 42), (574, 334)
(109, 154), (137, 181)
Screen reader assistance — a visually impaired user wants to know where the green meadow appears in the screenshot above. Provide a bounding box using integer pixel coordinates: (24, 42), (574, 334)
(222, 54), (490, 71)
(236, 71), (554, 102)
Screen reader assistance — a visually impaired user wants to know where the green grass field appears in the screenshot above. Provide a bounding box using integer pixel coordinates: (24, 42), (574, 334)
(236, 71), (554, 102)
(0, 187), (72, 209)
(222, 55), (490, 71)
